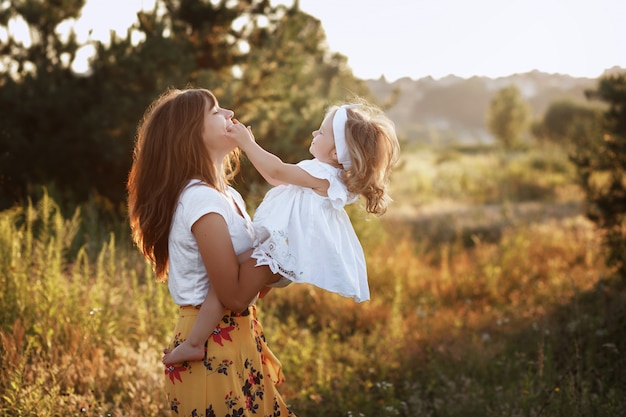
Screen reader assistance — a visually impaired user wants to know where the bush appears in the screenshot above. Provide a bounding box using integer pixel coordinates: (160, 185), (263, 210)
(571, 73), (626, 280)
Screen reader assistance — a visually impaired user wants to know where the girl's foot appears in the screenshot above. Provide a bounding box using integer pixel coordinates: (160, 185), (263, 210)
(162, 341), (204, 365)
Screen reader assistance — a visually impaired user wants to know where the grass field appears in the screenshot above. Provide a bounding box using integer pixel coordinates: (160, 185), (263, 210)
(1, 145), (625, 416)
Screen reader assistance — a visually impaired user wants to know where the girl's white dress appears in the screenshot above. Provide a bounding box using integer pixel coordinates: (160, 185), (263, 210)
(251, 159), (369, 302)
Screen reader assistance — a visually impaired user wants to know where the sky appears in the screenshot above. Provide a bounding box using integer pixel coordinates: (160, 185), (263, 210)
(293, 0), (626, 81)
(6, 0), (626, 81)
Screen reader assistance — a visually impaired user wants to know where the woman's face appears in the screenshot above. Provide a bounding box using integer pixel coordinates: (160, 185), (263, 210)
(201, 99), (236, 157)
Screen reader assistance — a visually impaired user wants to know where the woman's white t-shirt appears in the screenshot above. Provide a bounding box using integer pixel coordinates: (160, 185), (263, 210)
(167, 179), (255, 306)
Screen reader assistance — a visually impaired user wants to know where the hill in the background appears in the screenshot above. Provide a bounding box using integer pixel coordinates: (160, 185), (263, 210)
(366, 66), (624, 144)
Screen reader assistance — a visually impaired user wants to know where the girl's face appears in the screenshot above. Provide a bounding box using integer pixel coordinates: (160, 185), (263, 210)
(202, 99), (236, 157)
(309, 111), (339, 166)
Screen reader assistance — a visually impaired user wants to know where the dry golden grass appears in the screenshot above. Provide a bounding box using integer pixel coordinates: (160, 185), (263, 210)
(1, 146), (625, 416)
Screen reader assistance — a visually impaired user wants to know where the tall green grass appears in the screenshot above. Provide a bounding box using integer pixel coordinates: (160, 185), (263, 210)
(0, 191), (176, 416)
(1, 147), (625, 416)
(392, 145), (579, 208)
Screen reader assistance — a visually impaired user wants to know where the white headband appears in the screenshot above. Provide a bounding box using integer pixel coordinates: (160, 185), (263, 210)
(333, 104), (361, 170)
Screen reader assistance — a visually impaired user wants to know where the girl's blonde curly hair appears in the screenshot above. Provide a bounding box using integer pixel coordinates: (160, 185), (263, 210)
(330, 100), (400, 216)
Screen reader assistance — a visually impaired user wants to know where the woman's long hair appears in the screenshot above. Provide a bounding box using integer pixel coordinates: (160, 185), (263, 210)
(127, 88), (240, 281)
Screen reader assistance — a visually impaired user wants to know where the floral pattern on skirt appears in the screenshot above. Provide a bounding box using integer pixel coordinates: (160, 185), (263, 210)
(165, 305), (295, 417)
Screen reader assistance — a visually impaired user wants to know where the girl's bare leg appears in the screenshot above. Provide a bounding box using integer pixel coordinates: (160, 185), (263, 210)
(163, 288), (224, 365)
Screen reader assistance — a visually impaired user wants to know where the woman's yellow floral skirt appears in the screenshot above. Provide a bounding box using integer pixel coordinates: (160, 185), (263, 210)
(164, 305), (295, 417)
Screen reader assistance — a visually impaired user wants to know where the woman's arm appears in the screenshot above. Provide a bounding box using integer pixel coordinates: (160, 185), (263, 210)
(162, 248), (263, 366)
(227, 122), (330, 194)
(192, 212), (277, 312)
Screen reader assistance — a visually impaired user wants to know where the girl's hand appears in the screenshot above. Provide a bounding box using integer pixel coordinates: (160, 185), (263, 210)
(227, 119), (255, 145)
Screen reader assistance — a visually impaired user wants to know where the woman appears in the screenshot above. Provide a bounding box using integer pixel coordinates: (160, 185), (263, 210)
(127, 87), (295, 416)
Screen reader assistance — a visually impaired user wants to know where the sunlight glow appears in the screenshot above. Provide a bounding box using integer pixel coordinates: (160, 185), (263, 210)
(7, 16), (31, 47)
(71, 44), (96, 74)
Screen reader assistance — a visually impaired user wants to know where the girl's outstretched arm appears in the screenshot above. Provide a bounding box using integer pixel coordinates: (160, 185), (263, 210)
(227, 122), (329, 194)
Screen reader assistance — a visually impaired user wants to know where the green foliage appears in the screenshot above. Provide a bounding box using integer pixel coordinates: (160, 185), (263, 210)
(0, 0), (165, 208)
(0, 0), (367, 210)
(532, 99), (604, 160)
(487, 85), (532, 150)
(217, 5), (371, 202)
(391, 146), (576, 208)
(0, 191), (176, 415)
(570, 73), (626, 279)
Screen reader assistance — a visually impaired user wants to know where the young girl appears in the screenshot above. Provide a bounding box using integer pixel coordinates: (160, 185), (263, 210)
(163, 99), (400, 366)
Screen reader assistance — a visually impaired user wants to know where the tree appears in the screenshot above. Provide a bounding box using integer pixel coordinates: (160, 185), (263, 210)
(487, 85), (531, 149)
(0, 0), (368, 210)
(144, 1), (370, 203)
(571, 73), (626, 279)
(533, 99), (602, 146)
(219, 5), (370, 203)
(0, 0), (93, 208)
(0, 0), (285, 208)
